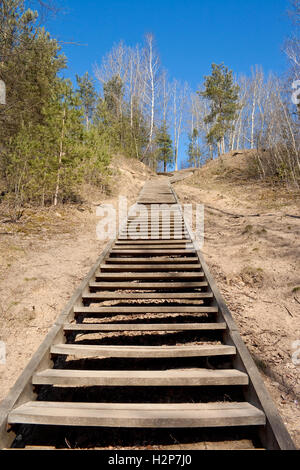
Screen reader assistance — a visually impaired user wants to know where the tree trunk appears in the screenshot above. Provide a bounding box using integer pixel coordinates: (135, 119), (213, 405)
(54, 106), (66, 207)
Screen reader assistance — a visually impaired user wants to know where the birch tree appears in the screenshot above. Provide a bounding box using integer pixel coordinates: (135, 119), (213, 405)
(172, 79), (188, 170)
(141, 33), (160, 161)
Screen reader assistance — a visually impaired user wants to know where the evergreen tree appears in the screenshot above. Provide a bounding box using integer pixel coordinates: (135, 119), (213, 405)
(199, 63), (240, 156)
(0, 1), (66, 141)
(76, 72), (97, 130)
(0, 1), (111, 208)
(187, 128), (202, 167)
(155, 121), (174, 172)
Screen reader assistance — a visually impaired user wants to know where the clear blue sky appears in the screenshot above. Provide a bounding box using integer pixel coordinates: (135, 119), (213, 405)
(46, 0), (292, 166)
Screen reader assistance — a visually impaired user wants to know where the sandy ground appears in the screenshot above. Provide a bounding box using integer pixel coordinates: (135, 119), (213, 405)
(0, 156), (151, 402)
(173, 164), (300, 447)
(0, 152), (299, 448)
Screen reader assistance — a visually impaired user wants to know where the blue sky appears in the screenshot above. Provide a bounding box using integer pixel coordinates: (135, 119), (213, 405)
(46, 0), (292, 166)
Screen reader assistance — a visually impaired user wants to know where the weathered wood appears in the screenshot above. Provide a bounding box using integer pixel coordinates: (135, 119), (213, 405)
(112, 245), (194, 250)
(105, 257), (199, 264)
(8, 401), (265, 428)
(116, 240), (190, 245)
(99, 264), (202, 272)
(111, 249), (196, 255)
(50, 344), (236, 358)
(74, 306), (218, 314)
(63, 322), (226, 332)
(32, 368), (248, 387)
(95, 272), (204, 281)
(82, 292), (213, 300)
(89, 281), (208, 290)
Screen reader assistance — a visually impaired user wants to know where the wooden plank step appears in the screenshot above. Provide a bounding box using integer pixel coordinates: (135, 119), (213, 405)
(32, 368), (248, 387)
(82, 292), (212, 300)
(118, 237), (191, 241)
(89, 281), (208, 290)
(124, 226), (185, 229)
(113, 245), (193, 250)
(105, 257), (199, 264)
(50, 344), (235, 358)
(124, 228), (185, 231)
(123, 225), (185, 229)
(125, 218), (184, 221)
(120, 235), (187, 238)
(64, 322), (225, 332)
(99, 264), (202, 272)
(95, 272), (204, 281)
(119, 230), (187, 233)
(74, 306), (218, 314)
(111, 250), (196, 255)
(127, 219), (184, 223)
(116, 240), (190, 245)
(8, 401), (265, 428)
(138, 200), (176, 204)
(118, 237), (189, 241)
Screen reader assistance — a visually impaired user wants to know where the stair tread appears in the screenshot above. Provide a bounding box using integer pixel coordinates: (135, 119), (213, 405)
(64, 322), (225, 331)
(8, 401), (266, 428)
(32, 368), (249, 386)
(50, 344), (236, 358)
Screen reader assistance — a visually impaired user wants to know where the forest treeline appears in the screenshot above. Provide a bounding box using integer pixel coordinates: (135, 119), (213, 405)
(0, 0), (299, 212)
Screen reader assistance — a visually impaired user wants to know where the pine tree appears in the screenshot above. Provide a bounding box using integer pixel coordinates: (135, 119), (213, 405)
(155, 121), (174, 172)
(0, 1), (66, 141)
(76, 72), (97, 130)
(187, 128), (202, 167)
(199, 63), (240, 156)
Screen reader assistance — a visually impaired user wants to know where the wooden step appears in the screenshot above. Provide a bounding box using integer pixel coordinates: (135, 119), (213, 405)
(125, 224), (184, 228)
(82, 292), (212, 301)
(8, 401), (265, 428)
(105, 257), (199, 264)
(50, 344), (235, 358)
(113, 245), (194, 250)
(116, 240), (190, 245)
(118, 236), (189, 241)
(64, 322), (225, 332)
(118, 237), (190, 241)
(99, 264), (202, 272)
(95, 272), (204, 281)
(74, 306), (218, 314)
(111, 250), (196, 255)
(32, 368), (248, 387)
(120, 233), (187, 237)
(138, 200), (176, 204)
(125, 218), (184, 222)
(89, 281), (208, 290)
(127, 219), (184, 223)
(123, 226), (185, 230)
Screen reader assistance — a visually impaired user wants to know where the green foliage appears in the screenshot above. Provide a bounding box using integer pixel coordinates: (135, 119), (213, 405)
(187, 128), (202, 168)
(94, 77), (149, 161)
(155, 121), (174, 172)
(199, 63), (240, 153)
(76, 72), (98, 129)
(0, 1), (111, 208)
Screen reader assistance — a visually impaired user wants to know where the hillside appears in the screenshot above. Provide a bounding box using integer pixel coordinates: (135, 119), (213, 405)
(172, 150), (300, 446)
(0, 150), (299, 447)
(0, 156), (153, 402)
